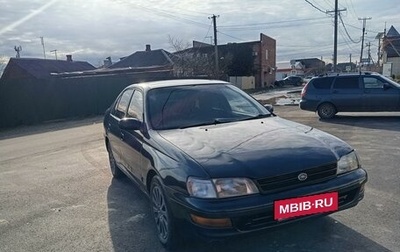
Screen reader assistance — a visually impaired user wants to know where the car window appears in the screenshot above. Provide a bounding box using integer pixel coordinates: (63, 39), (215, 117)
(113, 89), (133, 119)
(311, 77), (334, 89)
(224, 87), (260, 115)
(333, 77), (359, 89)
(363, 77), (384, 89)
(127, 90), (143, 120)
(147, 84), (266, 130)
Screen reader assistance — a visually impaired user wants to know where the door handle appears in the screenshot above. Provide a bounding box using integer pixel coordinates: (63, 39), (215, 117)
(120, 132), (125, 140)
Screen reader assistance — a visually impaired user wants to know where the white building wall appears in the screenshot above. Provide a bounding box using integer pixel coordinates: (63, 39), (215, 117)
(387, 57), (400, 76)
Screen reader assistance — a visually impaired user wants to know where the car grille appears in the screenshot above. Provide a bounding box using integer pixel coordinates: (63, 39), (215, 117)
(256, 162), (337, 194)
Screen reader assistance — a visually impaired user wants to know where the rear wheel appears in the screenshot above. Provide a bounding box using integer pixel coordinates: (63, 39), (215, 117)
(317, 103), (337, 119)
(150, 176), (178, 249)
(107, 146), (124, 179)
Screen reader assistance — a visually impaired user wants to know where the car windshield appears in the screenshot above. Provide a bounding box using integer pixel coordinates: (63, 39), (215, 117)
(147, 84), (270, 130)
(380, 75), (400, 88)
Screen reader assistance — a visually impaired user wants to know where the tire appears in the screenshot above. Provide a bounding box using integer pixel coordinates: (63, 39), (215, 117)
(317, 103), (337, 119)
(150, 176), (178, 249)
(108, 147), (124, 179)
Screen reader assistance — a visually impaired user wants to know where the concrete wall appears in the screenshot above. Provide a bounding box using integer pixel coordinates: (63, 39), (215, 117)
(229, 76), (255, 90)
(387, 57), (400, 76)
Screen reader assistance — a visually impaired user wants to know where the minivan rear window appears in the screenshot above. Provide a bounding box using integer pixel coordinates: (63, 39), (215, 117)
(333, 77), (359, 89)
(311, 77), (334, 89)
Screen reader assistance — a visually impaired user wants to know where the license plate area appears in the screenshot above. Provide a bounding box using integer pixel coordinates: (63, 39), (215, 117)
(274, 192), (338, 220)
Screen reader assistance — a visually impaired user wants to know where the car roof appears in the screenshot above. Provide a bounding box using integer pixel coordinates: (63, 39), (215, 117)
(317, 72), (380, 78)
(126, 79), (230, 92)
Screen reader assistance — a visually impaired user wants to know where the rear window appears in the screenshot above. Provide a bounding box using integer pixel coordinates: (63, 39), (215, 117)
(333, 76), (359, 89)
(311, 77), (334, 89)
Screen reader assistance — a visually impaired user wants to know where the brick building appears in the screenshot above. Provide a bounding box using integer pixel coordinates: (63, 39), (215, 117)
(175, 33), (276, 88)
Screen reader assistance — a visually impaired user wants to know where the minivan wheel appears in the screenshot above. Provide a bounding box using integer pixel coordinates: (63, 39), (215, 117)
(317, 103), (337, 119)
(108, 147), (124, 179)
(151, 176), (178, 249)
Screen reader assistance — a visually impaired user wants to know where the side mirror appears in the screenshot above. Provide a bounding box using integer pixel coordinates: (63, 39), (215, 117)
(264, 104), (274, 113)
(119, 118), (142, 130)
(383, 83), (391, 90)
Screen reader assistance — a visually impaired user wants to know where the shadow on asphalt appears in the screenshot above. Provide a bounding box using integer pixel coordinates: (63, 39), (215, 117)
(108, 177), (391, 252)
(320, 115), (400, 132)
(0, 115), (103, 140)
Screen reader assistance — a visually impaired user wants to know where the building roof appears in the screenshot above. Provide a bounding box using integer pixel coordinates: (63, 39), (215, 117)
(384, 26), (400, 58)
(1, 57), (96, 81)
(387, 26), (400, 37)
(292, 58), (325, 68)
(109, 49), (176, 69)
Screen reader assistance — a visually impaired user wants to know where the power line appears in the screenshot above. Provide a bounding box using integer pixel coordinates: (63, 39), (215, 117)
(304, 0), (326, 14)
(339, 14), (361, 43)
(219, 17), (328, 29)
(113, 0), (210, 29)
(217, 31), (244, 41)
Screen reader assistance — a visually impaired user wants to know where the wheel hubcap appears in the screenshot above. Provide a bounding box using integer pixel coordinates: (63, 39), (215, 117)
(109, 152), (116, 174)
(152, 185), (169, 241)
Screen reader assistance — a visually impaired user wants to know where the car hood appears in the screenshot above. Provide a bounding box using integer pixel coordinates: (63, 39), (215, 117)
(157, 117), (352, 178)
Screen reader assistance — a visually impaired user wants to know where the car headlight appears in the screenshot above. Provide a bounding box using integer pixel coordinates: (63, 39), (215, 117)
(187, 177), (259, 199)
(337, 151), (360, 174)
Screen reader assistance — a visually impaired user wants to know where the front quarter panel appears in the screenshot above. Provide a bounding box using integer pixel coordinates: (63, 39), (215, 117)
(142, 131), (210, 194)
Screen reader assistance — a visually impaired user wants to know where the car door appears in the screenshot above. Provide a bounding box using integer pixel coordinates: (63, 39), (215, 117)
(362, 76), (400, 111)
(107, 88), (133, 169)
(331, 76), (364, 112)
(119, 89), (145, 185)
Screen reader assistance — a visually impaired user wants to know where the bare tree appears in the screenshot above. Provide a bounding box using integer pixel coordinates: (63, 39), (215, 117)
(167, 35), (215, 78)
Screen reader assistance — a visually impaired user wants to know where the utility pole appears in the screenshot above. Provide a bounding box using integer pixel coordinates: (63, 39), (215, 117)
(50, 49), (58, 60)
(367, 42), (371, 70)
(358, 17), (372, 72)
(40, 37), (46, 59)
(326, 1), (346, 72)
(349, 53), (352, 63)
(209, 14), (219, 78)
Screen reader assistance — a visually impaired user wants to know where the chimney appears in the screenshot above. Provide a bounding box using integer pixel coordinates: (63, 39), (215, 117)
(145, 44), (151, 51)
(66, 55), (72, 62)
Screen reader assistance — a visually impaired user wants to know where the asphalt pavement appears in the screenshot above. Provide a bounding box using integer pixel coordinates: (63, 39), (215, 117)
(0, 91), (399, 251)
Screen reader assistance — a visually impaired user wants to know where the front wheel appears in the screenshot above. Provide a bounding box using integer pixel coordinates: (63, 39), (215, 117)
(317, 103), (337, 119)
(150, 176), (178, 249)
(108, 146), (124, 179)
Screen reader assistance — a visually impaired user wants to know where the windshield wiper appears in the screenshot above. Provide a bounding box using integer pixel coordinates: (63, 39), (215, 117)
(179, 118), (231, 129)
(241, 113), (271, 121)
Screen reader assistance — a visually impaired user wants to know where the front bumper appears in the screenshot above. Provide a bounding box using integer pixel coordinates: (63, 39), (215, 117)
(166, 168), (367, 238)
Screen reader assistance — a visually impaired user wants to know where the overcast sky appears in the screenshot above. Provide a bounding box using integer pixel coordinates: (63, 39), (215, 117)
(1, 0), (399, 68)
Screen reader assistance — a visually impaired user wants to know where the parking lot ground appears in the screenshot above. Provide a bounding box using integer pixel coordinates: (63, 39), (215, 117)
(0, 106), (399, 251)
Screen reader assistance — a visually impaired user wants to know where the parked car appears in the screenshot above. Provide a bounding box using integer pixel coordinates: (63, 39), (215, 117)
(275, 76), (304, 87)
(300, 72), (400, 119)
(103, 79), (367, 248)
